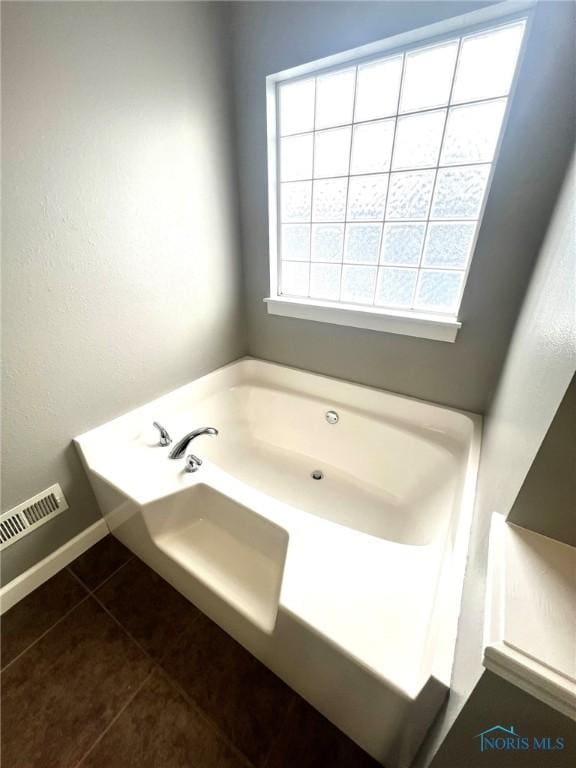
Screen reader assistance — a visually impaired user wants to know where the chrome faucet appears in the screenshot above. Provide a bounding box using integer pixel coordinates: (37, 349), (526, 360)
(168, 427), (218, 460)
(185, 454), (203, 473)
(152, 422), (172, 447)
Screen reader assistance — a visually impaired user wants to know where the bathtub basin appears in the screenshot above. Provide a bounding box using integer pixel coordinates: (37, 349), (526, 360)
(75, 358), (481, 767)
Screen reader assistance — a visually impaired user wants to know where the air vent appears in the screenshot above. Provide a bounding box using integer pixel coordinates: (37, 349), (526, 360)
(0, 484), (68, 550)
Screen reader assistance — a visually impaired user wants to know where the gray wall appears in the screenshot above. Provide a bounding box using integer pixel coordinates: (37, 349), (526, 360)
(430, 671), (574, 768)
(230, 0), (575, 413)
(416, 153), (576, 768)
(508, 376), (576, 546)
(1, 1), (245, 583)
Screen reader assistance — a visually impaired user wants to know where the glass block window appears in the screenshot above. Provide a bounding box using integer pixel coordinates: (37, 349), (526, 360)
(274, 20), (526, 317)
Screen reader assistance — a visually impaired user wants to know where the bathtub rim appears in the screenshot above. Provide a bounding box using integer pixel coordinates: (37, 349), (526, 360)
(75, 355), (482, 698)
(76, 354), (481, 449)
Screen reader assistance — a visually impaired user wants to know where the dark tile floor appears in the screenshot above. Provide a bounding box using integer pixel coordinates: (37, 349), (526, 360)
(1, 535), (380, 768)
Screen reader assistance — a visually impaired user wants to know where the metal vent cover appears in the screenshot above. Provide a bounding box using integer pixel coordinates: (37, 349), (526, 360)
(0, 484), (68, 550)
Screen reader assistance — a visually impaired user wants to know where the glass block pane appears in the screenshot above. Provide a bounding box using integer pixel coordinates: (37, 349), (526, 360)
(355, 56), (403, 122)
(315, 69), (356, 129)
(441, 99), (506, 166)
(347, 174), (388, 221)
(350, 119), (395, 175)
(375, 268), (418, 308)
(392, 109), (446, 171)
(312, 178), (348, 222)
(380, 223), (426, 266)
(311, 224), (344, 262)
(280, 134), (313, 182)
(400, 41), (458, 113)
(422, 222), (476, 268)
(281, 224), (311, 261)
(281, 181), (312, 222)
(281, 261), (309, 297)
(386, 170), (435, 220)
(279, 78), (315, 136)
(415, 269), (463, 312)
(314, 127), (352, 178)
(310, 263), (341, 300)
(341, 265), (377, 305)
(452, 22), (525, 103)
(431, 166), (490, 220)
(343, 223), (382, 264)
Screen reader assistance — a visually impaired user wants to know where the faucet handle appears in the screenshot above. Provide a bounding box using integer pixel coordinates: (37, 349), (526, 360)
(185, 454), (203, 473)
(152, 422), (172, 447)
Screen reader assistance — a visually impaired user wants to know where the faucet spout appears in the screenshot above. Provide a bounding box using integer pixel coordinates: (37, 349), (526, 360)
(168, 427), (218, 460)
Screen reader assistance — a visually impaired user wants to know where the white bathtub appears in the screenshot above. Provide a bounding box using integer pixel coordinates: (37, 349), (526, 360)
(75, 358), (481, 767)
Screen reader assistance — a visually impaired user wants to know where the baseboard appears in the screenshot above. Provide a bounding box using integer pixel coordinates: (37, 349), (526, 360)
(0, 519), (109, 614)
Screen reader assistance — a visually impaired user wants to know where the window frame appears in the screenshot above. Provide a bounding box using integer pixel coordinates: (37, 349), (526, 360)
(265, 0), (534, 342)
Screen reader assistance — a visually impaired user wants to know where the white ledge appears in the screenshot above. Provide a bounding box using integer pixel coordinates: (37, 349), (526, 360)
(264, 297), (461, 343)
(484, 514), (576, 721)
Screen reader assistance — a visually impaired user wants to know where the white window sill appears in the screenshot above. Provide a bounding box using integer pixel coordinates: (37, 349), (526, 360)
(264, 297), (461, 343)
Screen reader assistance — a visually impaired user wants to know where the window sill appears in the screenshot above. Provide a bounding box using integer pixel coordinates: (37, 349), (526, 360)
(264, 297), (461, 342)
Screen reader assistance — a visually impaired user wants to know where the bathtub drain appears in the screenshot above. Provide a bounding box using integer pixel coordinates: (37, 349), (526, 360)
(311, 470), (324, 480)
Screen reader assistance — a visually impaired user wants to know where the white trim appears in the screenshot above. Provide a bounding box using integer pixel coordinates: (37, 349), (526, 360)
(265, 296), (461, 342)
(266, 75), (279, 297)
(0, 519), (109, 614)
(484, 643), (576, 722)
(266, 2), (536, 84)
(483, 513), (576, 721)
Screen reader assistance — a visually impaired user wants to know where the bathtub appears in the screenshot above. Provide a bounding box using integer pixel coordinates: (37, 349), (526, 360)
(75, 358), (481, 767)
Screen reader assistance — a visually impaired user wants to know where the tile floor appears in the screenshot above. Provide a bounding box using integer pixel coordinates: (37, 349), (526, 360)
(1, 536), (380, 768)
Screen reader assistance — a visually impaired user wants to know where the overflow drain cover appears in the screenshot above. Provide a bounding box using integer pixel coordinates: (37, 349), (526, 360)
(311, 470), (324, 480)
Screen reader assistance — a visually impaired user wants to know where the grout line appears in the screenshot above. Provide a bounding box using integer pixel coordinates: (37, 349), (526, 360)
(154, 667), (257, 768)
(90, 592), (257, 768)
(89, 586), (201, 667)
(71, 668), (155, 768)
(68, 594), (242, 763)
(2, 547), (133, 672)
(306, 76), (317, 296)
(5, 553), (258, 768)
(94, 589), (253, 767)
(337, 67), (358, 303)
(260, 695), (299, 768)
(412, 37), (463, 311)
(91, 555), (135, 592)
(66, 566), (92, 591)
(281, 258), (467, 271)
(280, 93), (511, 138)
(90, 590), (167, 655)
(372, 52), (405, 307)
(66, 554), (135, 595)
(1, 593), (92, 673)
